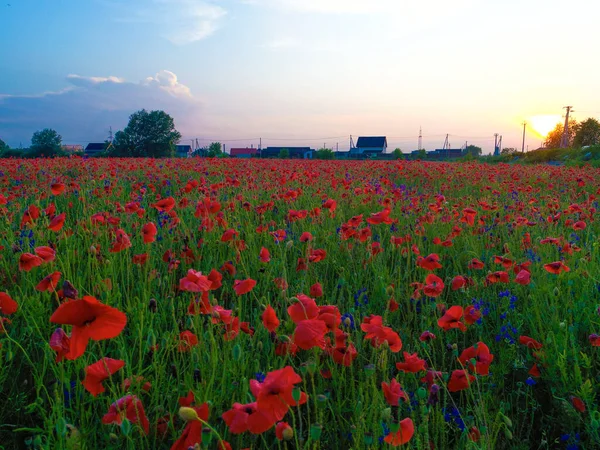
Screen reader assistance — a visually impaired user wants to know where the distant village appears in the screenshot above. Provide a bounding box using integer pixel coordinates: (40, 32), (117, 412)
(80, 136), (478, 160)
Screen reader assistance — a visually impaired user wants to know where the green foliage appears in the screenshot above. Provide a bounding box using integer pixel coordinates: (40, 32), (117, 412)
(279, 148), (290, 159)
(413, 149), (427, 159)
(111, 109), (181, 157)
(544, 119), (577, 149)
(0, 138), (8, 153)
(206, 142), (223, 158)
(392, 148), (403, 159)
(463, 145), (482, 157)
(30, 128), (64, 157)
(573, 118), (600, 148)
(501, 147), (518, 155)
(315, 148), (335, 160)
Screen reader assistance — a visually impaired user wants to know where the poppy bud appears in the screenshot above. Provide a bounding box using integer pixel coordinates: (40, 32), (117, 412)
(286, 240), (294, 249)
(364, 433), (374, 445)
(178, 407), (200, 422)
(62, 280), (78, 299)
(232, 344), (242, 361)
(149, 298), (157, 312)
(194, 369), (201, 383)
(309, 423), (322, 441)
(381, 407), (392, 420)
(292, 387), (302, 403)
(170, 364), (177, 378)
(316, 394), (328, 409)
(364, 364), (376, 376)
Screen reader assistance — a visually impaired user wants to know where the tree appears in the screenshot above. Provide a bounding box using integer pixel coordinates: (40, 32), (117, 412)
(0, 138), (8, 154)
(573, 118), (600, 148)
(501, 147), (518, 155)
(279, 148), (290, 159)
(315, 148), (334, 160)
(544, 119), (577, 149)
(30, 128), (63, 157)
(206, 142), (223, 158)
(463, 145), (482, 157)
(111, 109), (181, 157)
(392, 148), (403, 159)
(413, 149), (427, 159)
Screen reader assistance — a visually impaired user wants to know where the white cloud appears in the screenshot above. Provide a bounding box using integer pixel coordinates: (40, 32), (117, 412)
(251, 0), (471, 14)
(0, 71), (202, 146)
(262, 37), (300, 49)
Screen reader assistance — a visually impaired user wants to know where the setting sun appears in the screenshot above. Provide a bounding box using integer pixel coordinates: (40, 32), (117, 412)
(528, 115), (562, 139)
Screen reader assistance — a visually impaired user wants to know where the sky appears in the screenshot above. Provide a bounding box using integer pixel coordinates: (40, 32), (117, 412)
(1, 0), (600, 154)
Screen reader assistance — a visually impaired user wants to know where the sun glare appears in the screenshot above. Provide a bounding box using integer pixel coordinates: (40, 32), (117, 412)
(528, 115), (562, 138)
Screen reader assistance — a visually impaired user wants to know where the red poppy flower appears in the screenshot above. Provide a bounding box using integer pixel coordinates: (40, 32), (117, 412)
(122, 375), (152, 392)
(588, 334), (600, 346)
(275, 421), (293, 441)
(423, 274), (444, 297)
(448, 369), (475, 392)
(573, 221), (586, 231)
(35, 246), (56, 262)
(381, 379), (409, 406)
(287, 294), (319, 323)
(493, 255), (514, 269)
(49, 327), (70, 362)
(416, 253), (442, 271)
(309, 282), (323, 298)
(515, 269), (531, 285)
(109, 229), (132, 253)
(519, 335), (543, 350)
(47, 213), (66, 232)
(464, 306), (481, 325)
(543, 261), (570, 274)
(19, 253), (44, 271)
(179, 330), (199, 352)
(36, 271), (61, 292)
(468, 258), (485, 270)
(221, 228), (239, 242)
(261, 305), (279, 332)
(308, 249), (327, 263)
(468, 426), (481, 442)
(171, 403), (210, 450)
(152, 197), (175, 212)
(259, 247), (271, 263)
(384, 417), (414, 446)
(82, 357), (125, 396)
(460, 208), (477, 226)
(132, 253), (149, 265)
(293, 319), (328, 350)
(437, 306), (466, 332)
(528, 363), (541, 378)
(419, 331), (436, 341)
(252, 366), (307, 420)
(299, 232), (313, 242)
(102, 395), (150, 435)
(486, 271), (510, 284)
(142, 222), (157, 243)
(179, 269), (212, 292)
(396, 352), (427, 373)
(221, 261), (236, 276)
(451, 275), (469, 291)
(458, 342), (494, 375)
(360, 315), (403, 352)
(234, 279), (256, 295)
(51, 183), (66, 195)
(49, 295), (127, 360)
(222, 402), (277, 435)
(571, 396), (586, 413)
(0, 292), (18, 315)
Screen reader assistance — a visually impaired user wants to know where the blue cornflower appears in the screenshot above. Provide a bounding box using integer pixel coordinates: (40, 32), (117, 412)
(525, 377), (537, 386)
(341, 313), (356, 330)
(254, 372), (266, 383)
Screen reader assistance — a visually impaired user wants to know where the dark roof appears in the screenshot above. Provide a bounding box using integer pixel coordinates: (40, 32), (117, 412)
(230, 148), (258, 156)
(262, 147), (313, 155)
(356, 136), (387, 148)
(85, 143), (105, 151)
(175, 145), (192, 154)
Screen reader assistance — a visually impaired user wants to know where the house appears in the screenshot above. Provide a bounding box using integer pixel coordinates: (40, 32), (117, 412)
(175, 144), (192, 158)
(62, 145), (83, 153)
(230, 148), (259, 158)
(261, 147), (314, 159)
(352, 136), (388, 156)
(84, 143), (106, 156)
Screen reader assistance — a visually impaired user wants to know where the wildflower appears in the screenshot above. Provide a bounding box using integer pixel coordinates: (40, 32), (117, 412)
(82, 358), (125, 397)
(101, 395), (150, 435)
(49, 296), (127, 360)
(383, 417), (414, 446)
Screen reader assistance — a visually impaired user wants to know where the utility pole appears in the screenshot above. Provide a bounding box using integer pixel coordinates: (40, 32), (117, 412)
(108, 126), (113, 143)
(521, 121), (527, 153)
(560, 106), (573, 148)
(494, 133), (499, 156)
(336, 142), (339, 152)
(418, 126), (423, 151)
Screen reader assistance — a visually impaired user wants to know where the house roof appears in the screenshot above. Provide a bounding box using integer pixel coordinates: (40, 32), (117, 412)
(230, 148), (258, 156)
(85, 143), (105, 151)
(356, 136), (387, 148)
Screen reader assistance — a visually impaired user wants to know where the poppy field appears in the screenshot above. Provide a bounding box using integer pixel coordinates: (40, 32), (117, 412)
(1, 157), (600, 450)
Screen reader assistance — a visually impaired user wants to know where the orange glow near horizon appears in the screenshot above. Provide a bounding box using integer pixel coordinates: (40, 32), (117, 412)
(528, 115), (562, 139)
